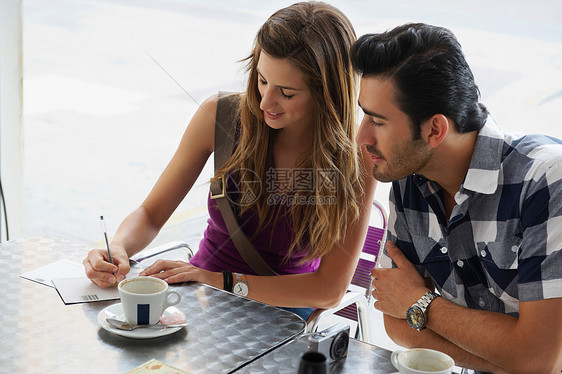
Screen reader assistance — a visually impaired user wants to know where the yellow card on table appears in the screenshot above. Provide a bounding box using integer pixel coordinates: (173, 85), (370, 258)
(125, 359), (190, 374)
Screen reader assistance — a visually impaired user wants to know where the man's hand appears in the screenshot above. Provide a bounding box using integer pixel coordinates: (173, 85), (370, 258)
(371, 241), (430, 318)
(83, 246), (130, 288)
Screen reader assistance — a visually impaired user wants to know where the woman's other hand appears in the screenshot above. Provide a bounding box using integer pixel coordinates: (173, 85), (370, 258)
(140, 259), (199, 283)
(140, 260), (223, 288)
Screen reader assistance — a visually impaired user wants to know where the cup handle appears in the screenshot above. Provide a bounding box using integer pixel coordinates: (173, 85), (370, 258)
(391, 350), (402, 370)
(163, 290), (181, 309)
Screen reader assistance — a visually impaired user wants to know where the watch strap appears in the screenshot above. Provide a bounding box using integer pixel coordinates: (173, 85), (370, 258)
(222, 270), (233, 292)
(417, 291), (438, 311)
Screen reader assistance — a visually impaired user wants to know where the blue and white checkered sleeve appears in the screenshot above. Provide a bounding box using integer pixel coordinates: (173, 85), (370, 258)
(517, 160), (562, 301)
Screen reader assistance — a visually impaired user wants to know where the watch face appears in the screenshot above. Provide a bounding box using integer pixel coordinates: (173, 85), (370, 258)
(407, 305), (425, 330)
(234, 282), (249, 297)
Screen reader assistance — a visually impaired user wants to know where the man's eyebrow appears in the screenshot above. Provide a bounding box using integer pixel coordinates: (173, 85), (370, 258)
(257, 69), (302, 91)
(358, 101), (388, 120)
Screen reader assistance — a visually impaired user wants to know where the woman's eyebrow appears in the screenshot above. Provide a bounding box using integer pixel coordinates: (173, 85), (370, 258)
(257, 69), (302, 91)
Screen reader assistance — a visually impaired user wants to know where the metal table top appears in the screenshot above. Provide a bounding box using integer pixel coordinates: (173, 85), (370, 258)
(235, 334), (396, 373)
(0, 237), (305, 373)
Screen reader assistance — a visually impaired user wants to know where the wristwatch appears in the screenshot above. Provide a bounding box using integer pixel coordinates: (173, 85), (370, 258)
(406, 291), (439, 331)
(233, 273), (249, 297)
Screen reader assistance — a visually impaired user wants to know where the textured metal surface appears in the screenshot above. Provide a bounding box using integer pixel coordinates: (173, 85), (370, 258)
(1, 237), (305, 373)
(236, 334), (396, 373)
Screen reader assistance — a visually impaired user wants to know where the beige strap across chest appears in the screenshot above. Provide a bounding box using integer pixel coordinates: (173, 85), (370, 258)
(210, 92), (278, 276)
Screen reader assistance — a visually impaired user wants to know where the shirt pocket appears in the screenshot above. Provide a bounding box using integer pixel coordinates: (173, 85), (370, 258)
(477, 238), (521, 305)
(478, 238), (521, 270)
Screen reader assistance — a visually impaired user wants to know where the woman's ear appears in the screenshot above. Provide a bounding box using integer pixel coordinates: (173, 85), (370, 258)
(421, 114), (449, 148)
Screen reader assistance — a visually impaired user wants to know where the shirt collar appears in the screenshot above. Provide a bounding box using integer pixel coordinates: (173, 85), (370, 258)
(462, 116), (504, 194)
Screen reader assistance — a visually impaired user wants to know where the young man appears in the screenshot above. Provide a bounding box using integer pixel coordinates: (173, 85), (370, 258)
(352, 23), (561, 374)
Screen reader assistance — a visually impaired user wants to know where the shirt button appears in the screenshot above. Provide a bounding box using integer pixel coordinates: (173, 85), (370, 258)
(480, 250), (487, 257)
(441, 247), (448, 254)
(478, 298), (486, 307)
(511, 245), (518, 253)
(457, 260), (464, 267)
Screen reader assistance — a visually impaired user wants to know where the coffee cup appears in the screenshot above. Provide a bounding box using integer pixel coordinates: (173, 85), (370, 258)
(118, 276), (181, 325)
(391, 348), (454, 374)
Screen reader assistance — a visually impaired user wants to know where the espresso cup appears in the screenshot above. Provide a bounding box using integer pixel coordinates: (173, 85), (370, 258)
(391, 348), (454, 374)
(118, 276), (181, 325)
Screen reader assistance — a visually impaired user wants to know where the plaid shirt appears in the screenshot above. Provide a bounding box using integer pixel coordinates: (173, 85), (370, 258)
(380, 118), (562, 316)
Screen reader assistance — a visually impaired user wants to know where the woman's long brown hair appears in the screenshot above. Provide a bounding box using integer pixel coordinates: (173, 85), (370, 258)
(213, 1), (366, 263)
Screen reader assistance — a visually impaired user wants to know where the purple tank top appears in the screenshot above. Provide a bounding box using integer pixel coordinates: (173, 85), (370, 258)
(190, 190), (320, 275)
(191, 102), (320, 275)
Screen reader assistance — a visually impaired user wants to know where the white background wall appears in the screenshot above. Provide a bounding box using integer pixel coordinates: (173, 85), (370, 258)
(20, 0), (562, 247)
(0, 0), (23, 240)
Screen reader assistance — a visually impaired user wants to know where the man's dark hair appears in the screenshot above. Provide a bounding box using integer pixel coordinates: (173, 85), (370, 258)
(351, 23), (488, 136)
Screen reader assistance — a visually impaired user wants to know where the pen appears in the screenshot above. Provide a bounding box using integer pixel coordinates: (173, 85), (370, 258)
(100, 215), (113, 265)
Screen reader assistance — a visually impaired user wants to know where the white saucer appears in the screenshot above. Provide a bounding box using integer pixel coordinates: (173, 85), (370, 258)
(97, 303), (186, 339)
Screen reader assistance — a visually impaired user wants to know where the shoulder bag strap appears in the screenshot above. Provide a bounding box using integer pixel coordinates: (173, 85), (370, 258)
(210, 91), (278, 276)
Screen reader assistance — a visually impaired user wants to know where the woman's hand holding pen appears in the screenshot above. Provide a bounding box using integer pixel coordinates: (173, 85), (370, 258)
(83, 245), (130, 288)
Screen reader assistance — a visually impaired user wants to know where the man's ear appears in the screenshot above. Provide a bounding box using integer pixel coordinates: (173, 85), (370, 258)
(421, 114), (449, 148)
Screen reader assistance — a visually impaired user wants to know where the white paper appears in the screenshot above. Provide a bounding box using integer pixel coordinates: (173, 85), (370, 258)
(20, 259), (85, 287)
(52, 277), (120, 304)
(21, 244), (191, 304)
(49, 262), (148, 305)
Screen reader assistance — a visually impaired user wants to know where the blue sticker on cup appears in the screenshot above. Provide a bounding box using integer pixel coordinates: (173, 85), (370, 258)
(137, 304), (150, 325)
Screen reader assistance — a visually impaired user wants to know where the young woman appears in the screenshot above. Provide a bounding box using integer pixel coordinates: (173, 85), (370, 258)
(83, 1), (376, 320)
